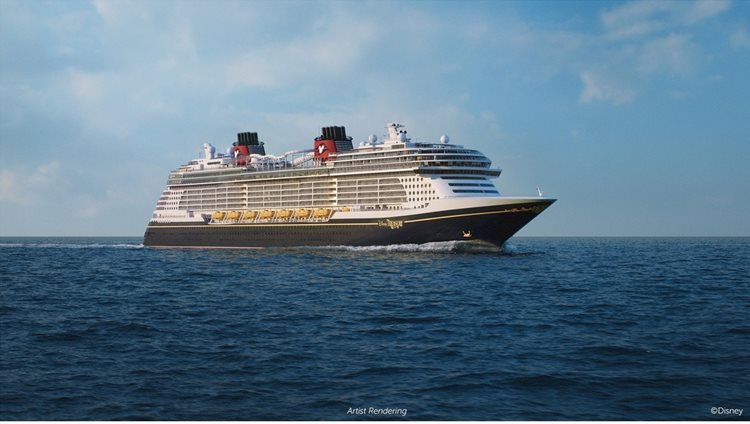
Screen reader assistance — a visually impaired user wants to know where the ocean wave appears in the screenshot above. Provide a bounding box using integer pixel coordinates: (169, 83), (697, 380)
(2, 237), (748, 421)
(500, 242), (542, 256)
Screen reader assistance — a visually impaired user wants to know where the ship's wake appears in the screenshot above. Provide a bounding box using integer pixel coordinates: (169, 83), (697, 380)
(305, 240), (504, 254)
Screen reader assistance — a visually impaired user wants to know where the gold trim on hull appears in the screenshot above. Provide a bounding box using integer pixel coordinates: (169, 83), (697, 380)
(148, 204), (548, 229)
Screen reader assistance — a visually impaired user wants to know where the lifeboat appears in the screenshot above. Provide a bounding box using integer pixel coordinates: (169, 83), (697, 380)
(294, 209), (311, 219)
(228, 210), (241, 220)
(212, 211), (226, 220)
(243, 210), (258, 220)
(278, 209), (292, 219)
(260, 210), (275, 219)
(314, 208), (331, 218)
(339, 207), (351, 212)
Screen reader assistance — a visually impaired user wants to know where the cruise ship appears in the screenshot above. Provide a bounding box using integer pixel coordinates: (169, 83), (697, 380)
(143, 123), (554, 248)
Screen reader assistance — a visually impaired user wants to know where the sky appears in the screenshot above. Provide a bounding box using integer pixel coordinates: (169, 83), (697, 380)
(1, 0), (748, 237)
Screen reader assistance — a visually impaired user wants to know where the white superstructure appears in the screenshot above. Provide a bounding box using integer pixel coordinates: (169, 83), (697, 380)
(151, 123), (506, 223)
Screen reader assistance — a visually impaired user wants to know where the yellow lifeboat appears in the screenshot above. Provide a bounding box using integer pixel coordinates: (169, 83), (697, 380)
(314, 208), (331, 218)
(212, 211), (226, 220)
(260, 210), (275, 219)
(243, 210), (258, 220)
(339, 207), (351, 212)
(278, 209), (292, 219)
(228, 210), (241, 220)
(294, 209), (311, 219)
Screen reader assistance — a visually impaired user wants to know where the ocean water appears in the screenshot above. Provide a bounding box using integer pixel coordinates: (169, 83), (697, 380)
(0, 237), (748, 420)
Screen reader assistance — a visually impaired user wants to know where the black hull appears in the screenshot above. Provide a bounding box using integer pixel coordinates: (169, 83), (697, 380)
(143, 200), (554, 248)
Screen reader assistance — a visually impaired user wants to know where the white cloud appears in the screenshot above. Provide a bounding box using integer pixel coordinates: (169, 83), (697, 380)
(65, 70), (131, 136)
(730, 26), (750, 49)
(70, 70), (108, 103)
(637, 33), (696, 76)
(601, 0), (672, 39)
(590, 0), (729, 103)
(0, 169), (20, 203)
(92, 0), (146, 24)
(681, 0), (732, 24)
(579, 71), (636, 105)
(92, 0), (118, 21)
(601, 0), (731, 40)
(62, 67), (185, 138)
(28, 161), (60, 188)
(77, 194), (102, 218)
(226, 15), (377, 89)
(0, 161), (61, 205)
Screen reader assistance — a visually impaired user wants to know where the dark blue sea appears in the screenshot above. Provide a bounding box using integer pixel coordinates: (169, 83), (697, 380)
(1, 237), (748, 420)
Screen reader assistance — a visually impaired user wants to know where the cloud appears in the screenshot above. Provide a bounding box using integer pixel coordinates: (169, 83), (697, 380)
(579, 71), (636, 105)
(61, 67), (185, 138)
(92, 0), (144, 24)
(0, 161), (61, 205)
(70, 70), (108, 102)
(601, 0), (731, 40)
(64, 70), (132, 136)
(76, 194), (103, 218)
(682, 0), (732, 24)
(584, 0), (731, 103)
(601, 0), (673, 39)
(0, 169), (20, 203)
(28, 161), (60, 188)
(226, 17), (377, 89)
(730, 26), (750, 49)
(636, 33), (696, 76)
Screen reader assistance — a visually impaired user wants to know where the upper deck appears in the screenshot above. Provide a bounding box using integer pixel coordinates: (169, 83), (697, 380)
(166, 123), (501, 186)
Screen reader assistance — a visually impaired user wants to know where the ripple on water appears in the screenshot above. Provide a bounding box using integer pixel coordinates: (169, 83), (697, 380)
(1, 237), (749, 420)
